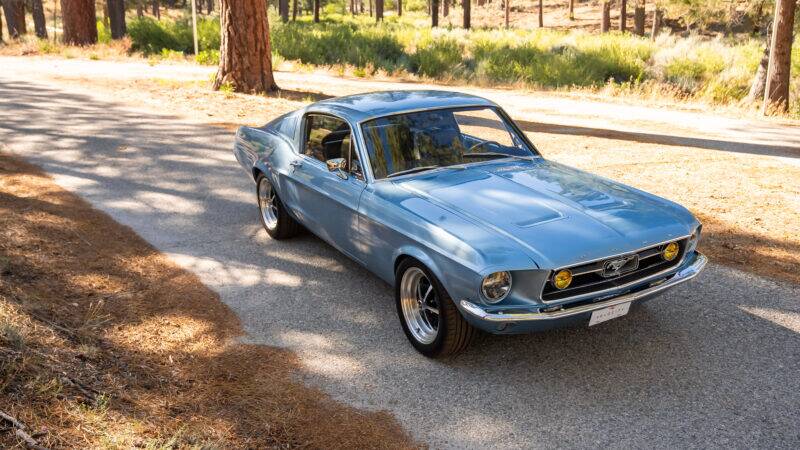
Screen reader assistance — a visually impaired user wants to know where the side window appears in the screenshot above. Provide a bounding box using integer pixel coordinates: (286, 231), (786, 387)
(303, 114), (363, 179)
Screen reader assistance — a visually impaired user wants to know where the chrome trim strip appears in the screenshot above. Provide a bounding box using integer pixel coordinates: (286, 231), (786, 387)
(461, 253), (707, 323)
(540, 234), (692, 303)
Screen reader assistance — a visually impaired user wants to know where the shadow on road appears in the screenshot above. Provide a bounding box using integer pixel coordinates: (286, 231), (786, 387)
(1, 77), (798, 448)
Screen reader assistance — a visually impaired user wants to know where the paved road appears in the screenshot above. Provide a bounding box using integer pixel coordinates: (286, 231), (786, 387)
(2, 68), (799, 449)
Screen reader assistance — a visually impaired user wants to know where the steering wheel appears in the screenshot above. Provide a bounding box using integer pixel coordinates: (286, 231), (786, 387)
(466, 140), (502, 153)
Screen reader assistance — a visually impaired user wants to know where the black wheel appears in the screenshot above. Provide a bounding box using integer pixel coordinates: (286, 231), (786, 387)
(395, 259), (476, 357)
(256, 173), (300, 240)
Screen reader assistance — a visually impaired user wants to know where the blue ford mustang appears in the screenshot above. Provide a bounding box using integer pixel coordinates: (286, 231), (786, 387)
(233, 90), (707, 357)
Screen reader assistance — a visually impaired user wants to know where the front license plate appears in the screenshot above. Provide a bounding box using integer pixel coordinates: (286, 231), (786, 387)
(588, 302), (631, 326)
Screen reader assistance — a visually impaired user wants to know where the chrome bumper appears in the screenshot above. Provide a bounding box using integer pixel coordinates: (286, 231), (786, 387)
(460, 252), (708, 323)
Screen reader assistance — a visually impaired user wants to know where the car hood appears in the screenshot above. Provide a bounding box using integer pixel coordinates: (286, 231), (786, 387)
(393, 158), (697, 269)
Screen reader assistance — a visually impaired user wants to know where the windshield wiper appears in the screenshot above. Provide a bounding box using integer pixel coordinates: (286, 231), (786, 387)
(387, 165), (441, 178)
(463, 152), (534, 161)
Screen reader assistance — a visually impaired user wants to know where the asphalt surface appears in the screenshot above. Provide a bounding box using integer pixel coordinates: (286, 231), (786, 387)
(2, 69), (799, 449)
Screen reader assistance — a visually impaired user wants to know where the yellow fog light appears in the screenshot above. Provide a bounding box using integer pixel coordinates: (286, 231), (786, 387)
(662, 242), (680, 261)
(553, 269), (573, 290)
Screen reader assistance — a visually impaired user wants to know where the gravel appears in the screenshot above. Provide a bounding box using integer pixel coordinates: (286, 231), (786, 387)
(2, 68), (799, 449)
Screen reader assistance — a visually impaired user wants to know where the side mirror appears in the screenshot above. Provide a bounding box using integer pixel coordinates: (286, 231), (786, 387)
(326, 158), (348, 179)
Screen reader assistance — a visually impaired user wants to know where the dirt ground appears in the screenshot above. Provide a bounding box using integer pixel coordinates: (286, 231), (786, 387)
(0, 155), (416, 448)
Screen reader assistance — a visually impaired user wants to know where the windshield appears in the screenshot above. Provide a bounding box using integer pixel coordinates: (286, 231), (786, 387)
(360, 106), (536, 179)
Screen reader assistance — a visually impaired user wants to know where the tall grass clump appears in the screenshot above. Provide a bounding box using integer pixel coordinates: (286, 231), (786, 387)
(128, 16), (218, 55)
(409, 35), (464, 78)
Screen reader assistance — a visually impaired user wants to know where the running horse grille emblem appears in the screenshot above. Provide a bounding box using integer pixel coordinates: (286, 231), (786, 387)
(602, 254), (639, 278)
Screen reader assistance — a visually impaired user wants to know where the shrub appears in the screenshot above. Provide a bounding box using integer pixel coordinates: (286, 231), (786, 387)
(97, 20), (112, 44)
(128, 17), (185, 54)
(196, 49), (220, 65)
(410, 36), (463, 78)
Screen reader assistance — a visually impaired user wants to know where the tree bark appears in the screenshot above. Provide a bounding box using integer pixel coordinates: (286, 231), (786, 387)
(633, 0), (644, 35)
(293, 0), (298, 18)
(152, 0), (159, 19)
(207, 0), (213, 13)
(600, 1), (611, 33)
(763, 0), (797, 114)
(313, 0), (319, 22)
(537, 0), (542, 27)
(431, 0), (438, 26)
(214, 0), (278, 94)
(398, 0), (402, 16)
(651, 7), (662, 39)
(279, 0), (288, 22)
(61, 0), (97, 44)
(619, 0), (626, 32)
(31, 0), (47, 38)
(462, 0), (469, 28)
(107, 0), (126, 39)
(137, 3), (143, 17)
(568, 0), (574, 20)
(747, 28), (772, 104)
(504, 0), (508, 28)
(375, 0), (383, 21)
(0, 5), (4, 42)
(2, 0), (23, 38)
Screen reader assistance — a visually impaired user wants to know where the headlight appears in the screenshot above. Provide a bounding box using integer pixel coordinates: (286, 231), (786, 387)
(552, 269), (572, 290)
(662, 242), (680, 261)
(481, 271), (512, 303)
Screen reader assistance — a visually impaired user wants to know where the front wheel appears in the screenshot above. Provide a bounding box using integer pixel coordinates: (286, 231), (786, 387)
(256, 173), (300, 240)
(396, 259), (476, 357)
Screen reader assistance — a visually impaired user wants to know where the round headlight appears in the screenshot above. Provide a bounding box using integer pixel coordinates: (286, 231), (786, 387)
(481, 271), (512, 303)
(553, 269), (572, 290)
(662, 242), (680, 261)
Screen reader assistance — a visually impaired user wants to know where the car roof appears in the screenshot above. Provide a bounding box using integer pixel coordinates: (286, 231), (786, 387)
(305, 90), (497, 122)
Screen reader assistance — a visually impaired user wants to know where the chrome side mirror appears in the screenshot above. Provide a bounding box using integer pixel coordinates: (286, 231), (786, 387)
(326, 157), (348, 179)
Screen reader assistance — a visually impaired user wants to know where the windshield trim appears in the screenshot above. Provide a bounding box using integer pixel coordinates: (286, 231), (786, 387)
(357, 105), (541, 182)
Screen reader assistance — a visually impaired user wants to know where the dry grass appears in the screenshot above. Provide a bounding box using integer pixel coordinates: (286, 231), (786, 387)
(0, 155), (416, 449)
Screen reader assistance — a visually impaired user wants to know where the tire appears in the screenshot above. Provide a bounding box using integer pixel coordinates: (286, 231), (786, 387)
(395, 259), (476, 357)
(256, 173), (301, 240)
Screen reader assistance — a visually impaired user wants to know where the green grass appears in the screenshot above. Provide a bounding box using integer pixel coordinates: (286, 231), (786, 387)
(125, 10), (798, 111)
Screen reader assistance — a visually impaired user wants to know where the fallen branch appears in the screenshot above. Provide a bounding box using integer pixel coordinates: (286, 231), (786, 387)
(0, 410), (26, 430)
(0, 411), (49, 450)
(15, 428), (49, 450)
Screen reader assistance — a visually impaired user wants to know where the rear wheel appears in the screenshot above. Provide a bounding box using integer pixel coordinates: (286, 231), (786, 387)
(396, 259), (476, 357)
(256, 173), (300, 240)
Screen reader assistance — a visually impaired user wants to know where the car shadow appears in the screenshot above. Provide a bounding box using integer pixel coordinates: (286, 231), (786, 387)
(2, 76), (798, 448)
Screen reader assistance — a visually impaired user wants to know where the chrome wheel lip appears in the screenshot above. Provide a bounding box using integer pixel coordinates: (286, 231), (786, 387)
(258, 177), (279, 230)
(400, 267), (440, 345)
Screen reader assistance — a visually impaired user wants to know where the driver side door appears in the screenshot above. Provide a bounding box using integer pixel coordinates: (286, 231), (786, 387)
(283, 113), (366, 261)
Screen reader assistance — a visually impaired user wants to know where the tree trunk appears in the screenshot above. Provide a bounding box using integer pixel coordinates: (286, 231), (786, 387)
(398, 0), (402, 16)
(279, 0), (288, 22)
(293, 0), (298, 18)
(651, 7), (662, 39)
(152, 0), (159, 19)
(107, 0), (126, 39)
(763, 0), (797, 114)
(633, 0), (644, 35)
(61, 0), (97, 44)
(137, 3), (143, 17)
(747, 28), (772, 104)
(504, 0), (508, 28)
(0, 5), (4, 42)
(313, 0), (319, 22)
(375, 0), (383, 21)
(568, 0), (574, 20)
(619, 0), (626, 32)
(431, 0), (438, 26)
(2, 0), (23, 38)
(31, 0), (47, 38)
(215, 0), (277, 94)
(207, 0), (213, 13)
(537, 0), (542, 27)
(601, 1), (610, 33)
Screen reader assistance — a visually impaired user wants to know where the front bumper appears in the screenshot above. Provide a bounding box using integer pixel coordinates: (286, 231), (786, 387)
(459, 252), (708, 334)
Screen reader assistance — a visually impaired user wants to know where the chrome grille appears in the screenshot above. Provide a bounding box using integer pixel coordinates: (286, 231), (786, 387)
(541, 238), (688, 302)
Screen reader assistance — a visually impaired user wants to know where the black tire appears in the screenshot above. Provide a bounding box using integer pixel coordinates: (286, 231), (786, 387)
(256, 173), (301, 240)
(395, 259), (476, 358)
